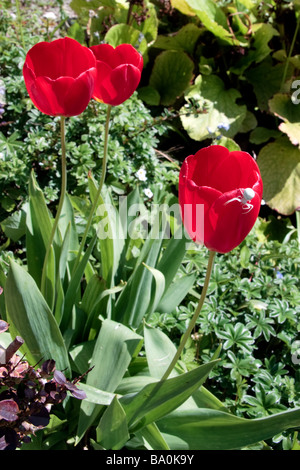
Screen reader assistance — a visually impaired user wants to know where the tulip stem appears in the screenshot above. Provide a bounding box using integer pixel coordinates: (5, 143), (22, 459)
(160, 250), (216, 381)
(73, 104), (112, 273)
(41, 116), (67, 298)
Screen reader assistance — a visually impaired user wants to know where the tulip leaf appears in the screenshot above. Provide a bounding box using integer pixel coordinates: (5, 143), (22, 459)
(149, 50), (194, 106)
(180, 74), (247, 141)
(144, 323), (178, 379)
(257, 136), (300, 215)
(5, 260), (70, 374)
(76, 319), (143, 444)
(120, 360), (218, 432)
(96, 396), (130, 450)
(157, 406), (300, 450)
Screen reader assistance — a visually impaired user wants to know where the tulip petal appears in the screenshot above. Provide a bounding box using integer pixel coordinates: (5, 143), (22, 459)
(207, 189), (261, 253)
(95, 64), (141, 106)
(178, 145), (263, 253)
(25, 37), (96, 80)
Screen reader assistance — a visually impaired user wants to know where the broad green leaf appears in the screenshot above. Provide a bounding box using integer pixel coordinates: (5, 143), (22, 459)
(1, 206), (26, 242)
(138, 86), (160, 105)
(69, 339), (95, 374)
(269, 93), (300, 148)
(158, 407), (300, 450)
(183, 0), (237, 44)
(231, 23), (279, 74)
(257, 137), (300, 215)
(144, 324), (178, 379)
(79, 383), (116, 406)
(181, 74), (247, 141)
(170, 0), (195, 16)
(76, 319), (143, 444)
(120, 360), (218, 432)
(250, 127), (281, 145)
(149, 50), (194, 106)
(157, 273), (196, 314)
(245, 58), (293, 111)
(105, 23), (148, 54)
(96, 396), (130, 450)
(5, 260), (70, 374)
(139, 422), (170, 450)
(153, 24), (201, 56)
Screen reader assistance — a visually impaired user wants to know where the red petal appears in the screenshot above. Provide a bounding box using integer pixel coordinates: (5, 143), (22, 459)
(24, 37), (96, 80)
(206, 189), (261, 253)
(94, 64), (141, 106)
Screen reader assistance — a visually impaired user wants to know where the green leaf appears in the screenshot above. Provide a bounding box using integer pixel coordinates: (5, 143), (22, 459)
(114, 236), (163, 327)
(60, 232), (97, 332)
(257, 137), (300, 215)
(183, 0), (235, 44)
(1, 206), (27, 242)
(5, 260), (70, 374)
(153, 24), (202, 55)
(120, 360), (218, 432)
(26, 171), (54, 287)
(105, 23), (148, 54)
(231, 23), (279, 73)
(144, 324), (178, 379)
(96, 396), (130, 450)
(245, 59), (293, 111)
(78, 383), (116, 406)
(149, 50), (194, 106)
(181, 74), (247, 141)
(157, 273), (196, 314)
(157, 407), (300, 450)
(269, 93), (300, 147)
(139, 422), (170, 450)
(138, 86), (160, 105)
(76, 319), (143, 444)
(250, 127), (281, 145)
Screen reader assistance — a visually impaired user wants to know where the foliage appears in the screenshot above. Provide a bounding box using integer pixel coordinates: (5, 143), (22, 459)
(0, 319), (86, 450)
(0, 0), (300, 452)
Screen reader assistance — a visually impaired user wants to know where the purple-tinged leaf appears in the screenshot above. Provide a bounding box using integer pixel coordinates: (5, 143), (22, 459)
(53, 369), (67, 385)
(0, 399), (19, 422)
(0, 320), (9, 333)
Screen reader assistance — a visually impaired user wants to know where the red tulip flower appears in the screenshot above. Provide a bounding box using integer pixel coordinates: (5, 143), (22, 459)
(179, 145), (263, 254)
(23, 37), (97, 117)
(89, 43), (143, 106)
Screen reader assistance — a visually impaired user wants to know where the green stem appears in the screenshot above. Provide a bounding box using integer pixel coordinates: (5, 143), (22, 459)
(280, 11), (300, 91)
(160, 250), (216, 381)
(41, 116), (67, 296)
(73, 104), (112, 273)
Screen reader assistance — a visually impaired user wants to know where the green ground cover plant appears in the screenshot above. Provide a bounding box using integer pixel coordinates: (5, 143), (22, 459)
(0, 0), (300, 451)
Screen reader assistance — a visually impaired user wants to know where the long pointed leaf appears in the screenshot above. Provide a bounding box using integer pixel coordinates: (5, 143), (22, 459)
(120, 360), (218, 432)
(5, 260), (70, 374)
(158, 407), (300, 450)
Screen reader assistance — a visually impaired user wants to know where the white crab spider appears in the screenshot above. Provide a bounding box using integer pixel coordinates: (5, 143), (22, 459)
(224, 188), (255, 214)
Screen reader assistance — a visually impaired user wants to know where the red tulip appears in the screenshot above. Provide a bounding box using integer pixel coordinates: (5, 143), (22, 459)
(179, 145), (263, 254)
(23, 37), (97, 117)
(89, 43), (143, 106)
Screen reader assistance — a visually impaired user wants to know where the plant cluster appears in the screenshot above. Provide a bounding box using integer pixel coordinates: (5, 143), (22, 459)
(149, 221), (300, 427)
(0, 0), (300, 452)
(0, 320), (86, 450)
